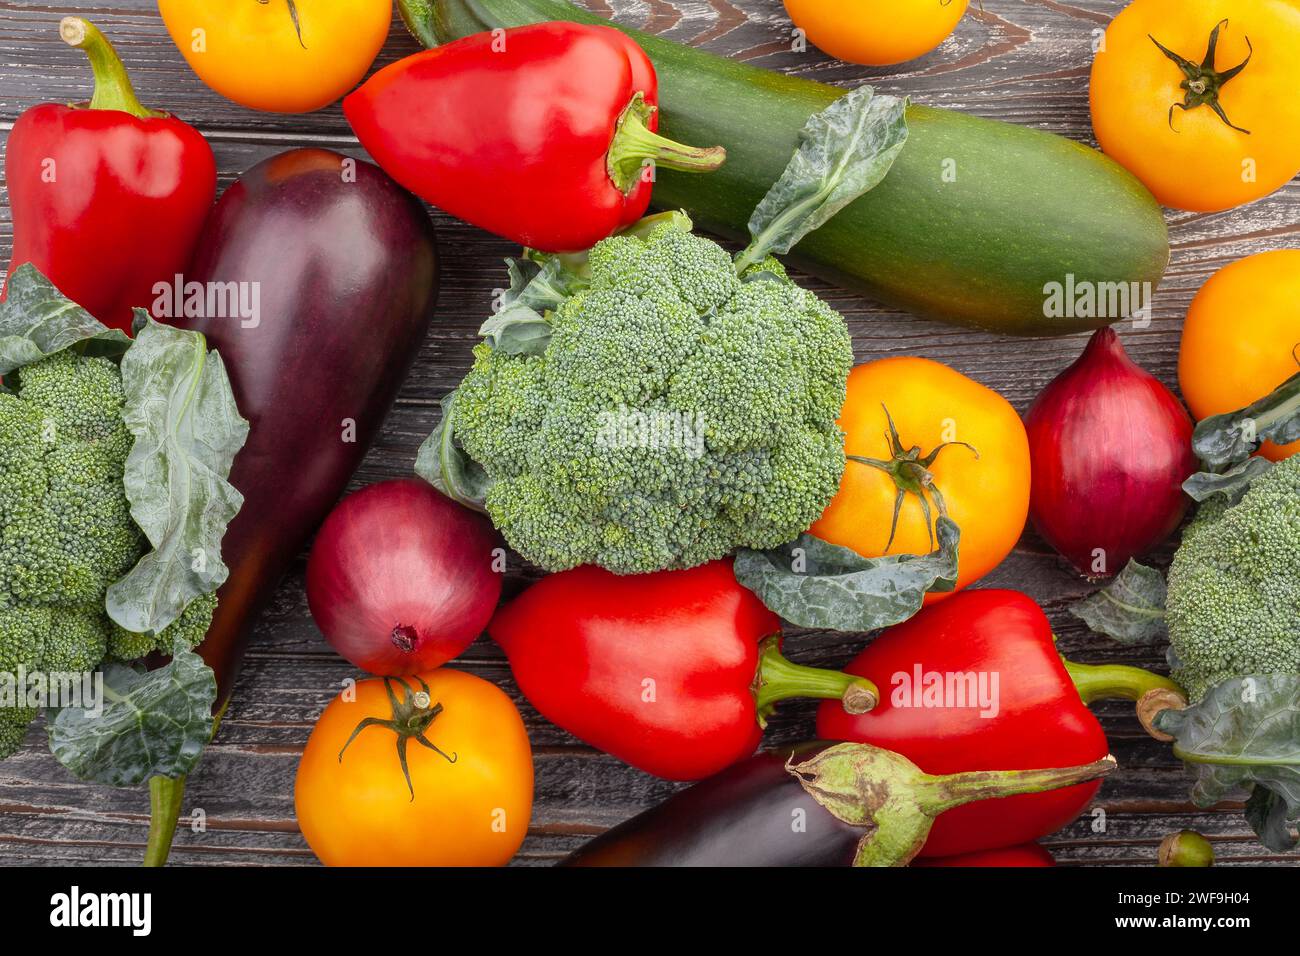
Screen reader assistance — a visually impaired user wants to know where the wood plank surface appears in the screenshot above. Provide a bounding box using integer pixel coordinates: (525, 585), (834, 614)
(0, 0), (1296, 867)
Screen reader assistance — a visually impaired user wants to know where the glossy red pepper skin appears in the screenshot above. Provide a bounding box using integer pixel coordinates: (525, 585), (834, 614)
(817, 589), (1109, 858)
(3, 41), (215, 333)
(915, 843), (1056, 867)
(491, 560), (777, 780)
(344, 22), (722, 252)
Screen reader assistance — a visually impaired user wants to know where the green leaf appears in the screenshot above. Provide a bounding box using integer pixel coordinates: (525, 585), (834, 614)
(1191, 371), (1300, 467)
(479, 304), (552, 357)
(47, 640), (217, 788)
(475, 255), (590, 358)
(106, 316), (249, 636)
(1070, 559), (1168, 645)
(415, 391), (493, 512)
(738, 86), (909, 272)
(505, 255), (589, 312)
(1182, 456), (1273, 504)
(0, 263), (131, 375)
(1156, 674), (1300, 852)
(1245, 786), (1298, 852)
(733, 518), (958, 632)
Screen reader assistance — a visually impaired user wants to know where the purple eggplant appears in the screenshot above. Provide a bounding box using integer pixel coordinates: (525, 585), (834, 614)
(563, 743), (1116, 867)
(179, 147), (438, 699)
(146, 147), (438, 864)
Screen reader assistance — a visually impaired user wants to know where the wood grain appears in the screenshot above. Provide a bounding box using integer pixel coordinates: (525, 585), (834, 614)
(0, 0), (1296, 867)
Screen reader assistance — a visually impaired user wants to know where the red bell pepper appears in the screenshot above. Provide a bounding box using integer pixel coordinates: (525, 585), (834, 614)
(817, 589), (1180, 858)
(915, 843), (1056, 867)
(489, 560), (879, 781)
(2, 18), (216, 334)
(344, 21), (726, 253)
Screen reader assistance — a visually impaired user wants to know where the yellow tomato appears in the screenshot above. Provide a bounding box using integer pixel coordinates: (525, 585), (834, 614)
(784, 0), (968, 67)
(158, 0), (392, 113)
(1179, 249), (1300, 461)
(1091, 0), (1300, 211)
(295, 669), (534, 867)
(811, 357), (1031, 595)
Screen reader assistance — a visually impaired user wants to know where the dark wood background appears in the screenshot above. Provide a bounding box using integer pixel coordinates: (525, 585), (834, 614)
(0, 0), (1295, 867)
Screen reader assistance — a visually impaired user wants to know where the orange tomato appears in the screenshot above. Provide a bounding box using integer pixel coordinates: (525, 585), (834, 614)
(1179, 249), (1300, 461)
(784, 0), (968, 67)
(295, 669), (534, 866)
(1090, 0), (1300, 212)
(811, 357), (1031, 594)
(158, 0), (391, 113)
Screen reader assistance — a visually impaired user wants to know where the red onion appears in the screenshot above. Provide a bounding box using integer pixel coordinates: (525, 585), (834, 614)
(306, 479), (502, 675)
(1024, 328), (1197, 579)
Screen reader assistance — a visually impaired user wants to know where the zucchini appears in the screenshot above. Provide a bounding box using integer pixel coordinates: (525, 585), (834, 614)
(404, 0), (1170, 336)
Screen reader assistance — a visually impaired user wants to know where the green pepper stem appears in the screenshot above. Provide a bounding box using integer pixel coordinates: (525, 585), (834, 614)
(59, 17), (160, 119)
(921, 755), (1119, 815)
(752, 635), (878, 727)
(1062, 657), (1184, 704)
(607, 93), (725, 194)
(142, 774), (186, 867)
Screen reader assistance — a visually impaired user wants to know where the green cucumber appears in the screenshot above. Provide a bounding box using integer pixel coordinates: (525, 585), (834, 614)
(405, 0), (1170, 336)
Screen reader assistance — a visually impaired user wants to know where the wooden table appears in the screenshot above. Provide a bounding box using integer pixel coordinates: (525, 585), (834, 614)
(0, 0), (1294, 867)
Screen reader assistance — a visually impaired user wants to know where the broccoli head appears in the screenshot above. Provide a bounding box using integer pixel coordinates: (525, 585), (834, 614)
(0, 351), (217, 757)
(1165, 454), (1300, 701)
(451, 215), (853, 574)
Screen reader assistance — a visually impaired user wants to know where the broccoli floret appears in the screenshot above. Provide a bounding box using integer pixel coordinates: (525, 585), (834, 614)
(0, 351), (216, 757)
(107, 591), (218, 662)
(452, 214), (853, 574)
(1165, 454), (1300, 701)
(1, 353), (140, 605)
(0, 708), (37, 760)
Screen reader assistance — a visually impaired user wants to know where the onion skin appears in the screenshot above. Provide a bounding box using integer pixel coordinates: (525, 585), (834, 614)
(1024, 329), (1197, 579)
(306, 479), (503, 675)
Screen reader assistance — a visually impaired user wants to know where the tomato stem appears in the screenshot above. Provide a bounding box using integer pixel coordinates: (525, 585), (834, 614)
(846, 403), (978, 553)
(338, 676), (458, 801)
(257, 0), (307, 49)
(1150, 19), (1253, 134)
